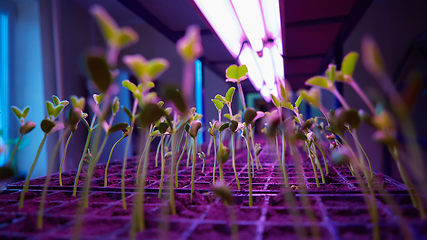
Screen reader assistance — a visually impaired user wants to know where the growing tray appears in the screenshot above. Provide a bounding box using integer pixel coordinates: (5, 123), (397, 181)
(1, 146), (425, 239)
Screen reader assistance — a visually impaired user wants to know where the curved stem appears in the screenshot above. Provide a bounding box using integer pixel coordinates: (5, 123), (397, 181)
(104, 135), (126, 187)
(19, 134), (47, 208)
(237, 82), (247, 110)
(7, 134), (23, 167)
(59, 132), (74, 186)
(250, 127), (262, 170)
(175, 134), (188, 188)
(281, 132), (289, 187)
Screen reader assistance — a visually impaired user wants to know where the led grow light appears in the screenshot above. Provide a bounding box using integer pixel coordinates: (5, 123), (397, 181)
(193, 0), (284, 102)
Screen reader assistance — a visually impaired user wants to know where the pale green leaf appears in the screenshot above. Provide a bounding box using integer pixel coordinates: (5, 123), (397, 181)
(122, 80), (137, 93)
(147, 58), (169, 80)
(305, 76), (330, 89)
(212, 99), (224, 111)
(226, 64), (248, 81)
(225, 87), (235, 103)
(46, 101), (54, 117)
(341, 52), (359, 77)
(295, 95), (304, 108)
(11, 106), (22, 119)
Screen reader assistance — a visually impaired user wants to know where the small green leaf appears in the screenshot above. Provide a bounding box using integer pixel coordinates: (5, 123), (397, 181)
(295, 95), (304, 108)
(326, 64), (336, 83)
(211, 99), (224, 111)
(243, 108), (257, 125)
(22, 107), (30, 118)
(87, 55), (112, 93)
(93, 93), (105, 105)
(139, 103), (165, 128)
(283, 102), (293, 110)
(112, 97), (120, 115)
(279, 81), (286, 101)
(122, 106), (133, 122)
(341, 52), (359, 77)
(219, 123), (229, 132)
(19, 121), (36, 135)
(164, 88), (187, 114)
(224, 113), (231, 120)
(145, 81), (155, 90)
(53, 105), (64, 118)
(52, 95), (60, 106)
(158, 122), (169, 134)
(108, 122), (128, 135)
(225, 87), (235, 103)
(90, 4), (118, 43)
(300, 89), (321, 108)
(147, 58), (169, 80)
(158, 101), (164, 107)
(46, 101), (54, 117)
(225, 64), (248, 81)
(214, 94), (226, 103)
(305, 76), (331, 89)
(122, 80), (137, 93)
(271, 94), (280, 108)
(117, 26), (139, 48)
(41, 119), (56, 134)
(11, 106), (22, 120)
(361, 35), (386, 79)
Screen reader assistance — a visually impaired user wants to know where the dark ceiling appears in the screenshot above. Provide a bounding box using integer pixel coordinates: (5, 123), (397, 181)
(117, 0), (372, 93)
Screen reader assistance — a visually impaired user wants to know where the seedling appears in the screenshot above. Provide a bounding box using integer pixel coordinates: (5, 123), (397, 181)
(189, 120), (202, 200)
(9, 106), (35, 167)
(19, 95), (68, 208)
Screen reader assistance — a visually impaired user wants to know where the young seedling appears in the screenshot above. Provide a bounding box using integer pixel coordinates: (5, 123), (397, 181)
(38, 107), (84, 229)
(242, 108), (263, 206)
(157, 121), (170, 198)
(175, 124), (190, 187)
(199, 152), (206, 173)
(20, 95), (68, 208)
(8, 106), (35, 167)
(208, 121), (218, 185)
(59, 96), (86, 186)
(189, 120), (202, 200)
(104, 126), (129, 186)
(73, 93), (105, 196)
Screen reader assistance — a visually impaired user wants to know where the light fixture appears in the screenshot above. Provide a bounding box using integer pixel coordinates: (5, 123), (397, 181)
(193, 0), (283, 102)
(231, 0), (265, 52)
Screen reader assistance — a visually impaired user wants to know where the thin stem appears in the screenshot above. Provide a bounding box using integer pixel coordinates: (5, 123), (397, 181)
(348, 130), (373, 178)
(237, 82), (247, 110)
(121, 98), (138, 209)
(250, 127), (262, 170)
(306, 143), (319, 187)
(231, 133), (240, 190)
(332, 88), (350, 110)
(19, 134), (47, 209)
(229, 205), (239, 240)
(191, 137), (197, 200)
(245, 128), (253, 206)
(349, 80), (376, 115)
(73, 114), (97, 196)
(7, 134), (23, 167)
(313, 141), (328, 175)
(38, 129), (69, 229)
(169, 115), (177, 215)
(136, 134), (151, 185)
(158, 135), (165, 198)
(186, 140), (192, 167)
(312, 145), (325, 184)
(83, 135), (108, 207)
(212, 136), (217, 185)
(155, 139), (161, 167)
(104, 135), (126, 187)
(175, 133), (188, 188)
(281, 131), (289, 187)
(59, 132), (74, 186)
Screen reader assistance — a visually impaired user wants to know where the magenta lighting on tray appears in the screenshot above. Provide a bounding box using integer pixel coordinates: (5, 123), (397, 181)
(193, 0), (284, 102)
